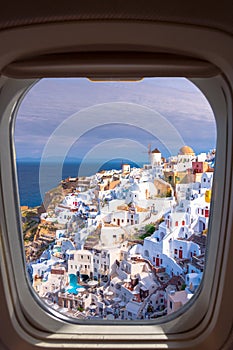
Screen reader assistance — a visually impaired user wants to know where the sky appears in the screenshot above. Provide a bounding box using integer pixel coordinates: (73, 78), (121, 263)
(15, 77), (216, 164)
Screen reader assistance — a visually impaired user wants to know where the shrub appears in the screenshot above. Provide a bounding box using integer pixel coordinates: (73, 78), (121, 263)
(145, 224), (156, 235)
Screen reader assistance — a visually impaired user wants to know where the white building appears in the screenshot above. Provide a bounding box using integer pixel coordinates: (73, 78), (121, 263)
(100, 224), (126, 246)
(110, 209), (140, 227)
(68, 249), (93, 279)
(63, 194), (80, 210)
(176, 145), (195, 172)
(36, 266), (68, 297)
(124, 301), (141, 320)
(201, 172), (213, 189)
(197, 152), (207, 162)
(175, 183), (193, 203)
(122, 164), (131, 173)
(126, 181), (158, 203)
(142, 190), (205, 276)
(31, 258), (59, 279)
(171, 239), (201, 260)
(167, 290), (191, 314)
(150, 148), (162, 167)
(93, 246), (122, 280)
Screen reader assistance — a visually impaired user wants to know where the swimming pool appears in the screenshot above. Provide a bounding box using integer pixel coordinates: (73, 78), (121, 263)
(66, 274), (83, 295)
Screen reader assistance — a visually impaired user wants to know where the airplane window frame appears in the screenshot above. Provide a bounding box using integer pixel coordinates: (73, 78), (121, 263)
(0, 73), (228, 346)
(0, 20), (232, 350)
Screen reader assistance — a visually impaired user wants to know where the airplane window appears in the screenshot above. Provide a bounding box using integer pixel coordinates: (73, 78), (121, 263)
(14, 77), (216, 321)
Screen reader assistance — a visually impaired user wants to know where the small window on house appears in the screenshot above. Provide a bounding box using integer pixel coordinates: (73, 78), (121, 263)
(14, 77), (216, 323)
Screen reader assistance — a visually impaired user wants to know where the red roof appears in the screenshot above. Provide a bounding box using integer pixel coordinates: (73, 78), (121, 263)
(151, 148), (161, 154)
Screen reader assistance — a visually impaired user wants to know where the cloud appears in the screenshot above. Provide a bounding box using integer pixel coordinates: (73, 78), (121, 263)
(15, 78), (216, 159)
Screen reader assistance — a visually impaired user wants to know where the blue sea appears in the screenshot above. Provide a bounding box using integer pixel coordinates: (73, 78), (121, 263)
(16, 159), (142, 208)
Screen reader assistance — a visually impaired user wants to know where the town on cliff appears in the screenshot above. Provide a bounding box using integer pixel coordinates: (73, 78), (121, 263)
(22, 146), (215, 320)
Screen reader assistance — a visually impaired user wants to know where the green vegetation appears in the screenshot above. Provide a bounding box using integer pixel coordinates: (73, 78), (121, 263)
(22, 208), (40, 243)
(139, 224), (156, 240)
(139, 232), (152, 240)
(181, 284), (186, 290)
(145, 224), (156, 235)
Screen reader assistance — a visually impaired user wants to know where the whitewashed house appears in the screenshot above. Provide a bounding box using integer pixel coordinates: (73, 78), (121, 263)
(67, 249), (93, 280)
(170, 239), (201, 260)
(93, 246), (121, 280)
(100, 224), (126, 246)
(201, 172), (213, 189)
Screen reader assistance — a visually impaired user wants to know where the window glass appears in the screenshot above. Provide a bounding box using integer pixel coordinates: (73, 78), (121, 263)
(15, 78), (216, 321)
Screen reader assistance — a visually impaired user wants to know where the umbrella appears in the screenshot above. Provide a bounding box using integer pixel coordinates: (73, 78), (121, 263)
(88, 280), (98, 287)
(105, 290), (114, 296)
